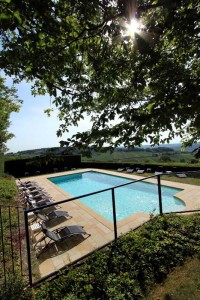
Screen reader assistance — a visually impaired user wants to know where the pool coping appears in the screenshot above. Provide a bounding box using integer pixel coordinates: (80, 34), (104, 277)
(45, 167), (200, 211)
(46, 169), (189, 229)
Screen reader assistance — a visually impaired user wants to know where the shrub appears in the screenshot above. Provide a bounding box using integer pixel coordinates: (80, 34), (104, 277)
(159, 155), (172, 162)
(190, 159), (199, 164)
(180, 159), (185, 163)
(0, 274), (33, 300)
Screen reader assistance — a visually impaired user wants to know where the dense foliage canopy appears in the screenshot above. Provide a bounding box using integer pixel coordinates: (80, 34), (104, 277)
(0, 0), (199, 150)
(0, 77), (21, 153)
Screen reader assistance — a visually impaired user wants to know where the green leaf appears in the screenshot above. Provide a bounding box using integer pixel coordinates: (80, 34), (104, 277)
(38, 32), (45, 39)
(0, 13), (10, 20)
(147, 103), (153, 113)
(25, 67), (32, 72)
(13, 10), (22, 24)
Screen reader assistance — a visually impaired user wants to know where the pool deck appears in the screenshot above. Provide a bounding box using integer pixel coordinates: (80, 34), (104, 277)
(21, 168), (200, 279)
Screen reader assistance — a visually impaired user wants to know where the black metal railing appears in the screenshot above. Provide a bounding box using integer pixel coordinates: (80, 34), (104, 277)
(0, 204), (28, 287)
(2, 171), (200, 287)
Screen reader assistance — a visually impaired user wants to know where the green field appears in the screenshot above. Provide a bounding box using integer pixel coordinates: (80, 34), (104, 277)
(82, 149), (195, 165)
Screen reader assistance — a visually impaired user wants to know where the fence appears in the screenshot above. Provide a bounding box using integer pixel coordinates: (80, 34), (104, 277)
(24, 173), (178, 286)
(0, 205), (28, 287)
(1, 172), (200, 287)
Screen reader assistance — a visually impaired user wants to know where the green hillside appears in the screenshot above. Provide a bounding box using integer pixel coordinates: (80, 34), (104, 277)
(5, 144), (199, 167)
(82, 148), (196, 165)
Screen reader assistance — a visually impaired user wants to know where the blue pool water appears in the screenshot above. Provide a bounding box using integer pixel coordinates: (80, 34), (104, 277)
(48, 171), (185, 222)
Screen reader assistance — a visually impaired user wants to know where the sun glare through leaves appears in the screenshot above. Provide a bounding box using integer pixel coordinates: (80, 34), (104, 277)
(126, 18), (140, 36)
(122, 18), (145, 40)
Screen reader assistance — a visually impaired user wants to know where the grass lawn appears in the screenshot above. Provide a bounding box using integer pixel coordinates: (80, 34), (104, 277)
(132, 172), (200, 186)
(147, 255), (200, 300)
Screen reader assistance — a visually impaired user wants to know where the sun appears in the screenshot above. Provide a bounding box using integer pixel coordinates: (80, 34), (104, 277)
(121, 17), (145, 40)
(126, 18), (140, 36)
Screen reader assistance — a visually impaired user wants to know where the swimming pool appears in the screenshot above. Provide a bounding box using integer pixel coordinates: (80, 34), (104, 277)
(48, 171), (185, 222)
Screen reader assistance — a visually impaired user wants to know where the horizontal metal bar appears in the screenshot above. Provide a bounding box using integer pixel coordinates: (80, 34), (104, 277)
(165, 209), (200, 214)
(0, 204), (24, 209)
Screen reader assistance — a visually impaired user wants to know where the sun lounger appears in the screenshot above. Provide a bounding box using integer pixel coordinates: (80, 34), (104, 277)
(154, 171), (163, 175)
(22, 192), (52, 206)
(126, 168), (134, 173)
(30, 210), (72, 224)
(136, 169), (145, 174)
(25, 192), (51, 201)
(176, 173), (187, 178)
(17, 179), (39, 189)
(25, 189), (47, 196)
(31, 202), (60, 214)
(24, 196), (57, 211)
(117, 168), (125, 172)
(18, 179), (32, 185)
(34, 223), (91, 257)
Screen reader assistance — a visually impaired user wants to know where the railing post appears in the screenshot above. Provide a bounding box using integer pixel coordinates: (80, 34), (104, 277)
(0, 206), (7, 286)
(24, 209), (32, 286)
(8, 207), (15, 274)
(17, 207), (23, 275)
(111, 188), (118, 240)
(157, 175), (163, 215)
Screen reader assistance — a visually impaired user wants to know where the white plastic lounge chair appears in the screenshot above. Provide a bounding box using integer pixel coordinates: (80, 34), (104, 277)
(154, 171), (163, 175)
(126, 168), (134, 173)
(176, 173), (187, 178)
(165, 171), (173, 174)
(137, 169), (145, 174)
(117, 168), (125, 172)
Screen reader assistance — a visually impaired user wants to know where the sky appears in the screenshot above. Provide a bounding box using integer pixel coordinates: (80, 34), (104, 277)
(3, 75), (91, 153)
(3, 74), (181, 154)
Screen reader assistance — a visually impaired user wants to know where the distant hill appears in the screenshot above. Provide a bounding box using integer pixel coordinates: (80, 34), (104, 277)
(6, 147), (68, 157)
(142, 143), (200, 152)
(6, 143), (200, 158)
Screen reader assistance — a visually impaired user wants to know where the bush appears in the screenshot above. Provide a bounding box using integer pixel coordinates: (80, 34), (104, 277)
(0, 274), (33, 300)
(159, 155), (172, 162)
(180, 158), (185, 162)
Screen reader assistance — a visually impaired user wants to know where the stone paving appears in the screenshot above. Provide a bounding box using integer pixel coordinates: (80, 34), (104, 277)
(21, 168), (200, 279)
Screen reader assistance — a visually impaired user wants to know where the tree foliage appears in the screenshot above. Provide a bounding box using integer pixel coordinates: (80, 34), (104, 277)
(0, 0), (199, 150)
(0, 77), (22, 153)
